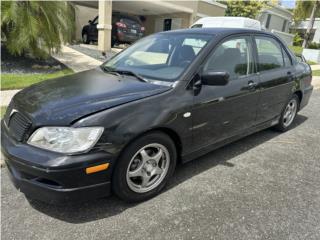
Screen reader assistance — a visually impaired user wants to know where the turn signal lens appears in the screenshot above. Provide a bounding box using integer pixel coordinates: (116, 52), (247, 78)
(86, 163), (109, 174)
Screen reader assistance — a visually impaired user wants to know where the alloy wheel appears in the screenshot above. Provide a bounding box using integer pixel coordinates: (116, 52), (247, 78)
(126, 143), (170, 193)
(283, 98), (297, 127)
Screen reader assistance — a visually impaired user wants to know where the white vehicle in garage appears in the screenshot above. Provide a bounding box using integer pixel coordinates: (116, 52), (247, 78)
(190, 17), (262, 30)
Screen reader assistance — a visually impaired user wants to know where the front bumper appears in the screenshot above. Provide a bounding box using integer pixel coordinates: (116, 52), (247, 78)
(1, 121), (115, 204)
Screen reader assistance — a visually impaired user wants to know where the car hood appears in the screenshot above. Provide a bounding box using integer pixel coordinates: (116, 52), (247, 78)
(12, 68), (171, 125)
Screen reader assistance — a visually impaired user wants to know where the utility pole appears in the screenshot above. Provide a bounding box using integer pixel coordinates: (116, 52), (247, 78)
(302, 0), (320, 48)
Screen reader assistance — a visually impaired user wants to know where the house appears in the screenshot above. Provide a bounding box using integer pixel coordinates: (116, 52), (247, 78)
(257, 3), (294, 45)
(72, 0), (227, 52)
(291, 18), (320, 44)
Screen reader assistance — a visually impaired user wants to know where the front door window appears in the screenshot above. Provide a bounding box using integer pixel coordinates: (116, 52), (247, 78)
(204, 36), (254, 80)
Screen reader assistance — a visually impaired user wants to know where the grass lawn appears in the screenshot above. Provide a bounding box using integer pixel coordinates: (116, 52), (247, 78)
(1, 106), (7, 118)
(1, 68), (73, 90)
(313, 70), (320, 76)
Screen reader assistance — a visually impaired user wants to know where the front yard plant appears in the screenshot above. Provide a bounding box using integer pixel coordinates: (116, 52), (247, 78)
(1, 106), (7, 118)
(1, 1), (74, 59)
(313, 70), (320, 76)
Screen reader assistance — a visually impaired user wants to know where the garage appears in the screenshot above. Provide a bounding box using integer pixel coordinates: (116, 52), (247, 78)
(72, 0), (227, 53)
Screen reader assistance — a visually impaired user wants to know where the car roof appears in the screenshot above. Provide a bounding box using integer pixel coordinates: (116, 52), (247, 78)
(158, 27), (296, 62)
(159, 27), (271, 37)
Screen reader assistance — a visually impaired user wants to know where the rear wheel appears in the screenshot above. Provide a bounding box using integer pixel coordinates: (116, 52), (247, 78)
(82, 32), (90, 44)
(274, 94), (299, 132)
(112, 132), (177, 202)
(111, 37), (115, 47)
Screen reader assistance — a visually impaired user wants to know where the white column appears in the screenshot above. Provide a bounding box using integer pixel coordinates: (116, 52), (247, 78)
(97, 0), (112, 53)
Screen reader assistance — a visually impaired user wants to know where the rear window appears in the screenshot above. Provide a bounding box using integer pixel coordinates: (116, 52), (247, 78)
(191, 24), (203, 28)
(120, 15), (140, 24)
(182, 38), (207, 54)
(295, 55), (305, 63)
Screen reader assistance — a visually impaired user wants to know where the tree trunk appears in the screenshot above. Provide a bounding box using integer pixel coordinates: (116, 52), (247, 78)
(302, 0), (319, 48)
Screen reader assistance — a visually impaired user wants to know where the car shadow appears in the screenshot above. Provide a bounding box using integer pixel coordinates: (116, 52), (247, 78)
(29, 115), (308, 223)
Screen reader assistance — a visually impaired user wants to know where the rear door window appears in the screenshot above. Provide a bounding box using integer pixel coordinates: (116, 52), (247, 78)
(255, 36), (285, 71)
(120, 16), (140, 26)
(282, 48), (292, 67)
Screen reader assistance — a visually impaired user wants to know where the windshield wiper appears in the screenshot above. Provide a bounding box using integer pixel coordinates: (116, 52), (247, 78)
(114, 70), (148, 83)
(101, 66), (121, 77)
(101, 66), (148, 83)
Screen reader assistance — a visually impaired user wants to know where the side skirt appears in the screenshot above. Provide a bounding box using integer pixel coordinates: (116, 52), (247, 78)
(181, 118), (279, 163)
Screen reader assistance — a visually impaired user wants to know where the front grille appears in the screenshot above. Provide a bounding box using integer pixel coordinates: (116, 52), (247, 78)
(7, 112), (32, 142)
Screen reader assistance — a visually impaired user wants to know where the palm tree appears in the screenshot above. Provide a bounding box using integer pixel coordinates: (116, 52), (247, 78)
(293, 0), (320, 48)
(1, 1), (74, 59)
(302, 0), (320, 48)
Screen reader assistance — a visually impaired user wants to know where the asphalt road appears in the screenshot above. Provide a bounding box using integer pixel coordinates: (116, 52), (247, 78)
(1, 91), (320, 240)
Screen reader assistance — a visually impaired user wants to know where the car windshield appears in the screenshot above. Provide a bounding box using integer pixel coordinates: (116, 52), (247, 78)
(102, 33), (211, 83)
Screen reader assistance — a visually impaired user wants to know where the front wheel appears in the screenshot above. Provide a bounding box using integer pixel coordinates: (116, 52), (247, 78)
(274, 94), (299, 132)
(112, 132), (177, 202)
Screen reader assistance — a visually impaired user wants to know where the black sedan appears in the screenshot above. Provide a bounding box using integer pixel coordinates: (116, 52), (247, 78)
(82, 14), (145, 46)
(1, 28), (313, 203)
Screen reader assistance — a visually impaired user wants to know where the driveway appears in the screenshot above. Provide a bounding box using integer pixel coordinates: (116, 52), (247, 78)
(1, 91), (320, 240)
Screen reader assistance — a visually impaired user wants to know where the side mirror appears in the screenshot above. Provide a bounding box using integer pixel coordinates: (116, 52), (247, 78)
(201, 71), (229, 86)
(88, 20), (92, 24)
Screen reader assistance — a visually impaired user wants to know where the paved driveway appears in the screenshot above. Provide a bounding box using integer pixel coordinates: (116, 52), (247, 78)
(1, 91), (320, 240)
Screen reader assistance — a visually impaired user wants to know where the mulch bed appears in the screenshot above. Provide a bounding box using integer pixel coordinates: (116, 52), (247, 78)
(1, 45), (69, 74)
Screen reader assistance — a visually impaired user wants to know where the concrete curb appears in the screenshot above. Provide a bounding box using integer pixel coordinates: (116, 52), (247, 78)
(312, 76), (320, 90)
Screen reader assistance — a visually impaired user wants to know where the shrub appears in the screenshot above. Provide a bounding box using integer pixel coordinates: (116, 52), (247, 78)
(308, 42), (320, 49)
(289, 45), (303, 55)
(293, 33), (303, 46)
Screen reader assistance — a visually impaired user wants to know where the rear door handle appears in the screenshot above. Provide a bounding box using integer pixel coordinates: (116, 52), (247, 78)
(248, 81), (258, 90)
(287, 71), (294, 81)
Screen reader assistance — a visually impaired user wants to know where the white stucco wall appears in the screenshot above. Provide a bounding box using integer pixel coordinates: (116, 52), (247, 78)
(303, 49), (320, 63)
(257, 5), (293, 46)
(258, 12), (290, 33)
(311, 19), (320, 43)
(271, 30), (293, 46)
(292, 18), (320, 43)
(270, 14), (287, 32)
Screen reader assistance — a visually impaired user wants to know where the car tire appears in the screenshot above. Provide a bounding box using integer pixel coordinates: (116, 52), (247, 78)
(112, 132), (177, 202)
(82, 33), (90, 44)
(111, 37), (115, 47)
(274, 94), (300, 132)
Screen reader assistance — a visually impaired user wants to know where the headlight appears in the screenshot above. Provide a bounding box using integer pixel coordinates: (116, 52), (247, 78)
(27, 127), (104, 154)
